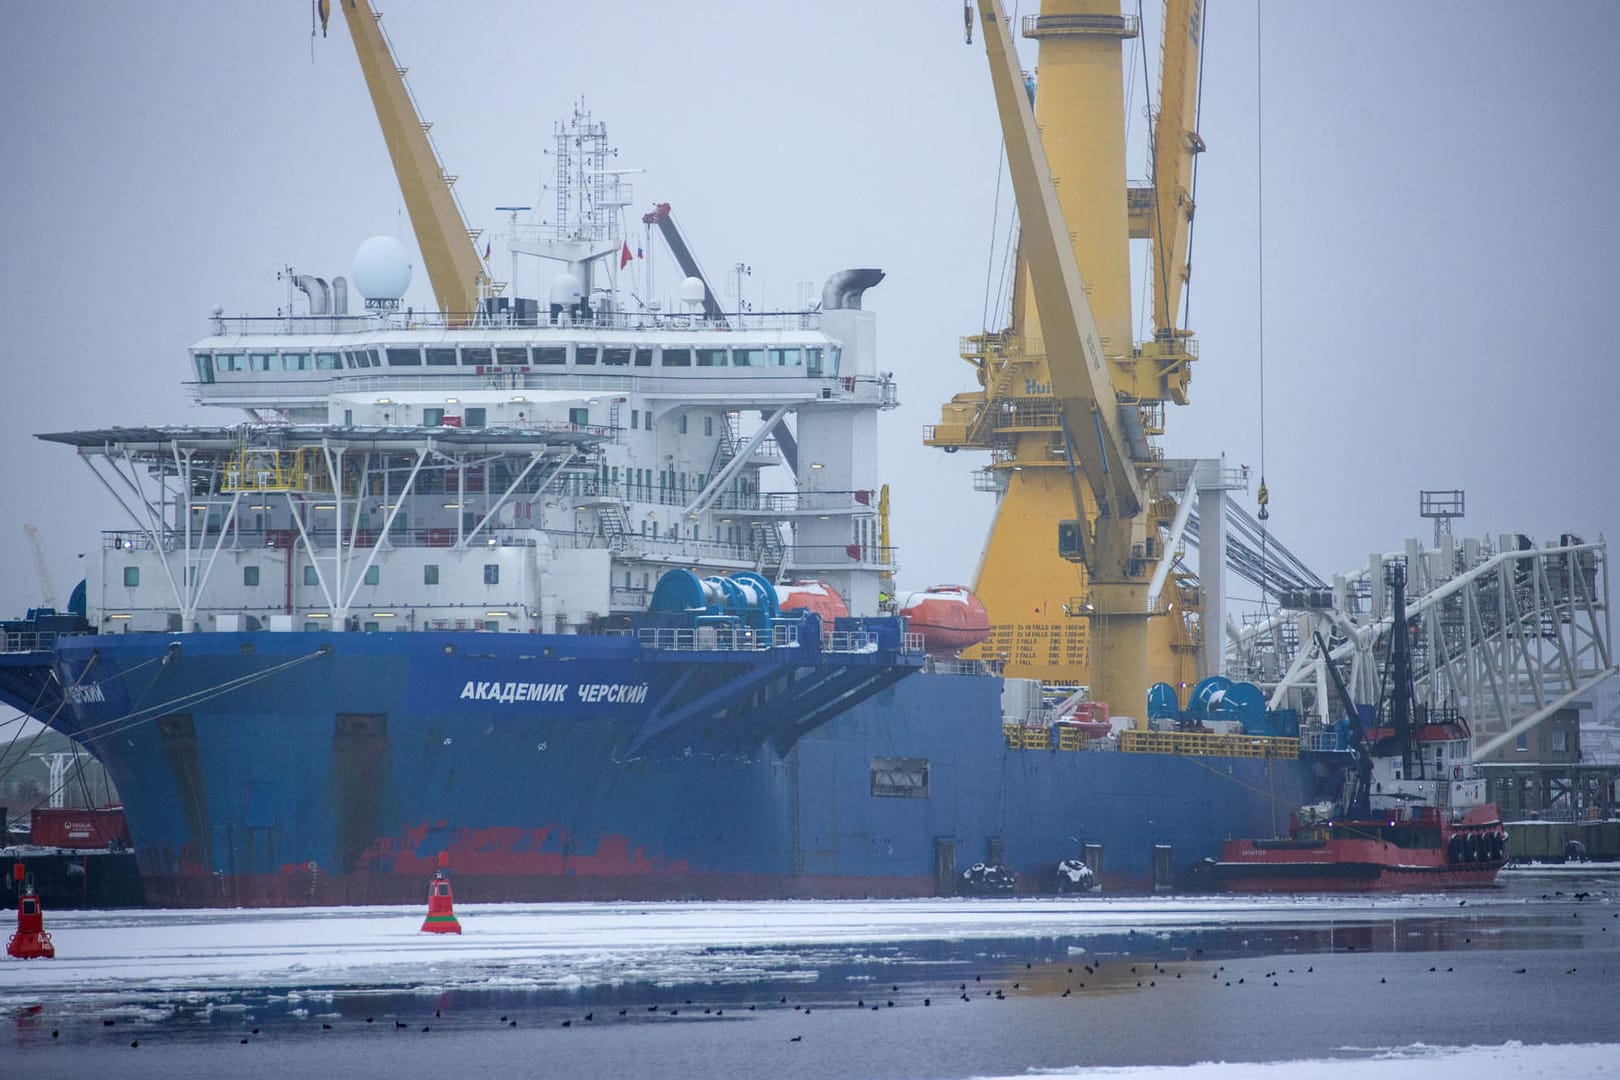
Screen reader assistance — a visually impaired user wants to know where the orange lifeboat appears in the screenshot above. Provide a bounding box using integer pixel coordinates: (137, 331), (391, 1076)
(775, 580), (850, 623)
(897, 585), (990, 656)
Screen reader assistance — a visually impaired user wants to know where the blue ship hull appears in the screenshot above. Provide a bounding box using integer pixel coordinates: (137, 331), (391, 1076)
(18, 630), (1312, 906)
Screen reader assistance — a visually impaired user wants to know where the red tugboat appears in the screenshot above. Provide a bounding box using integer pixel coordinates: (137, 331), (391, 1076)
(1213, 564), (1507, 893)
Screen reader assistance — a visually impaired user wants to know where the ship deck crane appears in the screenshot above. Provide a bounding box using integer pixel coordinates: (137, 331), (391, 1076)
(973, 0), (1189, 713)
(337, 0), (491, 318)
(1147, 0), (1205, 341)
(22, 524), (59, 611)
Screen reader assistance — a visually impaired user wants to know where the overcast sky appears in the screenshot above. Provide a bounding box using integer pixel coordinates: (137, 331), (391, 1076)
(3, 0), (1618, 623)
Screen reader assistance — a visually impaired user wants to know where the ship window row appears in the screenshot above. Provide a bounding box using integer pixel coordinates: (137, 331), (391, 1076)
(196, 345), (837, 376)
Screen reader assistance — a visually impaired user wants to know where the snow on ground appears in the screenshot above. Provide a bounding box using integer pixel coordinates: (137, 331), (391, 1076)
(0, 891), (1551, 1000)
(972, 1042), (1619, 1079)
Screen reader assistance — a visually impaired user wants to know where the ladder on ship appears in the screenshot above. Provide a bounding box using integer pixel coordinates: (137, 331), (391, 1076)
(595, 503), (632, 552)
(752, 521), (786, 582)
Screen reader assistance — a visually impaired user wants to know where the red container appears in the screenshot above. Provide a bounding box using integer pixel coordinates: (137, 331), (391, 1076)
(29, 807), (131, 849)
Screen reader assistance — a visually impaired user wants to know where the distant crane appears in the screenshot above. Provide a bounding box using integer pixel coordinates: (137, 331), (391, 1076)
(22, 523), (59, 611)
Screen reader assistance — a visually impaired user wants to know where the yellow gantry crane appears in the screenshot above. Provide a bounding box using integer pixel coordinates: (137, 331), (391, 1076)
(929, 0), (1206, 717)
(336, 0), (493, 317)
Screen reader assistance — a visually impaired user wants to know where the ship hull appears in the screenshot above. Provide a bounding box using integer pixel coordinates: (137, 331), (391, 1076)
(42, 632), (1312, 906)
(1212, 819), (1507, 893)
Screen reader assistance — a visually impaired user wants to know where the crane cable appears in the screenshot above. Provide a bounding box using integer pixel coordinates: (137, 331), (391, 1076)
(1254, 2), (1272, 624)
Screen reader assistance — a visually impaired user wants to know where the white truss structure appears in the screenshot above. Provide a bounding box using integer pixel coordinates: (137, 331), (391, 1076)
(1227, 534), (1614, 762)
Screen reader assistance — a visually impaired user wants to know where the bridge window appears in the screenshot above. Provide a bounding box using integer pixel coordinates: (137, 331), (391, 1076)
(283, 353), (312, 371)
(733, 348), (765, 367)
(123, 566), (140, 587)
(805, 347), (824, 375)
(357, 349), (378, 367)
(495, 347), (527, 365)
(696, 348), (726, 367)
(462, 346), (492, 366)
(250, 353), (275, 372)
(194, 354), (215, 383)
(464, 407), (486, 428)
(483, 564), (500, 585)
(634, 348), (653, 367)
(575, 347), (598, 366)
(662, 348), (691, 367)
(316, 352), (341, 370)
(603, 347), (631, 366)
(386, 347), (422, 366)
(534, 346), (566, 365)
(769, 348), (800, 367)
(426, 348), (457, 366)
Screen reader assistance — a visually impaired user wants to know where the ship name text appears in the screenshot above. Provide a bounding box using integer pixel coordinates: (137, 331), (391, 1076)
(458, 680), (649, 705)
(67, 683), (107, 705)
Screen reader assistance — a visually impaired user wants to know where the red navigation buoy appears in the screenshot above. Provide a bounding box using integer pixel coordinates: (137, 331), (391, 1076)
(7, 866), (56, 960)
(420, 853), (461, 934)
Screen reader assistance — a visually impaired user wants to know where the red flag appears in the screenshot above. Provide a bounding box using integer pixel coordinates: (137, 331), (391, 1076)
(620, 241), (632, 269)
(483, 241), (491, 261)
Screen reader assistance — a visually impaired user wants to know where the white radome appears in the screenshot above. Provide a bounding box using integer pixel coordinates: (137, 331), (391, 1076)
(352, 236), (412, 303)
(549, 271), (584, 307)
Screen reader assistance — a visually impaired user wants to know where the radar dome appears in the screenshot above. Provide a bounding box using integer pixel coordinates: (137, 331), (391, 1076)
(352, 236), (412, 306)
(549, 271), (583, 307)
(679, 276), (706, 307)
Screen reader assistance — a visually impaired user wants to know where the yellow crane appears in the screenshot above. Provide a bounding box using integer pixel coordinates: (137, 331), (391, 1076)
(1146, 0), (1204, 343)
(929, 0), (1206, 715)
(336, 0), (492, 317)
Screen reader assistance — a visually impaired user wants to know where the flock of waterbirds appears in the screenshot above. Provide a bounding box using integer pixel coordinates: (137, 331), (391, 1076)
(29, 888), (1614, 1049)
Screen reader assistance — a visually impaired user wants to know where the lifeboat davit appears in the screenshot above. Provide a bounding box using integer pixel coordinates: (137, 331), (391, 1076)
(1056, 700), (1112, 738)
(775, 580), (850, 623)
(897, 585), (990, 656)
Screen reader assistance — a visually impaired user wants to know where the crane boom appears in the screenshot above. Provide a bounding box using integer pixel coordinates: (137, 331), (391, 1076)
(338, 0), (488, 317)
(23, 523), (59, 610)
(1149, 0), (1204, 335)
(975, 0), (1142, 525)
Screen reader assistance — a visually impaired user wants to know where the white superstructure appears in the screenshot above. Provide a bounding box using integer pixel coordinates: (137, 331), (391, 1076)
(61, 114), (899, 636)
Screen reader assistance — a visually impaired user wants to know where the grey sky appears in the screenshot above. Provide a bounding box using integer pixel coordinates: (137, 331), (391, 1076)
(2, 1), (1617, 623)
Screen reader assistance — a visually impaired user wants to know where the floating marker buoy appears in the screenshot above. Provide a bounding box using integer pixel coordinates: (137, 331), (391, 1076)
(420, 856), (461, 934)
(7, 868), (56, 960)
